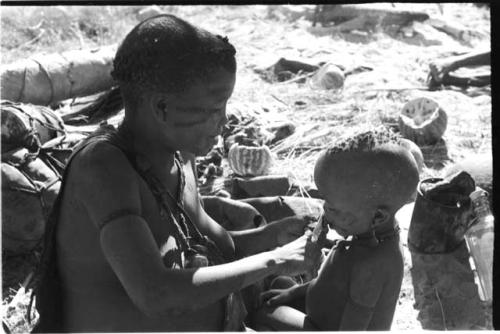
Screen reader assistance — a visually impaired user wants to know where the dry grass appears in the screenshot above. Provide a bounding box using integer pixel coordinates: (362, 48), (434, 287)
(1, 3), (492, 332)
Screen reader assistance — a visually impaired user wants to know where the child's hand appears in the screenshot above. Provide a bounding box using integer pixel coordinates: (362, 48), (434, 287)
(260, 288), (294, 307)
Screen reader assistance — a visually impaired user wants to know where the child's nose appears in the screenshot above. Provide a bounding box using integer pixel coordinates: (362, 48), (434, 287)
(215, 108), (228, 128)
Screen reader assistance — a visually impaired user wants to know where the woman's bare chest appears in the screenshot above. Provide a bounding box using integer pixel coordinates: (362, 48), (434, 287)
(137, 162), (200, 268)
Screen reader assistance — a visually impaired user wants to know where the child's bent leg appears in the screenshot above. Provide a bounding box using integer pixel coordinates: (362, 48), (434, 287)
(253, 305), (318, 331)
(269, 276), (306, 312)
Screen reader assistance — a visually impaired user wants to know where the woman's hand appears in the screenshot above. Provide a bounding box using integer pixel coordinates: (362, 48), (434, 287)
(266, 215), (317, 247)
(271, 228), (326, 277)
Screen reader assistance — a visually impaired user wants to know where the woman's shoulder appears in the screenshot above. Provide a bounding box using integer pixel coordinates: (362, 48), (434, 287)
(68, 137), (142, 210)
(72, 137), (135, 177)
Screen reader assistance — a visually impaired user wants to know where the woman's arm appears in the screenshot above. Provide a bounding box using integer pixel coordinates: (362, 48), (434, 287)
(100, 216), (317, 318)
(230, 216), (312, 257)
(185, 152), (312, 258)
(76, 144), (322, 318)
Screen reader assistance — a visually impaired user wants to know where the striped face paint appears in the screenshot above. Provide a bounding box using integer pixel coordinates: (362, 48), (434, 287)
(159, 68), (235, 156)
(171, 104), (227, 128)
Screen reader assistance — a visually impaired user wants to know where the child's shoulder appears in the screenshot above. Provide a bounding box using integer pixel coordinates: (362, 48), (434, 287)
(348, 243), (403, 308)
(350, 240), (403, 273)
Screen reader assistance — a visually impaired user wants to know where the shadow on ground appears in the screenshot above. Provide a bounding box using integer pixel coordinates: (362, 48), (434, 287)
(410, 242), (492, 330)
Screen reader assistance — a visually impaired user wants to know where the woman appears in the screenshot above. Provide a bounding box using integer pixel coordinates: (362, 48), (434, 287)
(32, 14), (324, 332)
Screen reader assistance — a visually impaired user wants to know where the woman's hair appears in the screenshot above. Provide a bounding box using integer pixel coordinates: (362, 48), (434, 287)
(111, 14), (237, 105)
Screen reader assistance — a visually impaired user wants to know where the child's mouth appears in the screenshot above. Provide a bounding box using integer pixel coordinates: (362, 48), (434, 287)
(327, 219), (349, 236)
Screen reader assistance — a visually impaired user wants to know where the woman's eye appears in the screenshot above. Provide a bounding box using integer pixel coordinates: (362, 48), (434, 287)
(207, 108), (223, 114)
(183, 107), (222, 114)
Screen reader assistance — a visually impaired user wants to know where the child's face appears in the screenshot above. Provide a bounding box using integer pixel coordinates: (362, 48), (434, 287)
(320, 186), (375, 237)
(161, 68), (236, 155)
(315, 156), (377, 237)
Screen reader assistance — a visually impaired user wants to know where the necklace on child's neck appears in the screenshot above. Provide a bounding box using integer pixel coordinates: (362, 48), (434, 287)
(353, 226), (400, 247)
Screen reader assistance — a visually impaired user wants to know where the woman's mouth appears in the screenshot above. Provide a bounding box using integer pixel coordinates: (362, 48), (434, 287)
(207, 134), (220, 147)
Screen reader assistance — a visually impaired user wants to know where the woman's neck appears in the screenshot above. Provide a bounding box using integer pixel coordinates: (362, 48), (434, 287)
(118, 118), (176, 173)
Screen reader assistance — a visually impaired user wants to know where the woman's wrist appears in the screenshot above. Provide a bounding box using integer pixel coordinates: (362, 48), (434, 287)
(266, 244), (295, 276)
(264, 247), (286, 274)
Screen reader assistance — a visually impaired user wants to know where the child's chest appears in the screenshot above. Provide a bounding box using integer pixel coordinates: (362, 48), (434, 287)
(310, 246), (356, 295)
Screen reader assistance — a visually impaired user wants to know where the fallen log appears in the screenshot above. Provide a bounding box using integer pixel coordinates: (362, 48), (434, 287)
(426, 18), (471, 41)
(317, 4), (430, 28)
(1, 45), (117, 106)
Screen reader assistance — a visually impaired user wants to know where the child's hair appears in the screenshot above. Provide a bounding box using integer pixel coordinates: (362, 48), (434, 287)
(111, 14), (236, 107)
(325, 126), (402, 155)
(315, 126), (419, 212)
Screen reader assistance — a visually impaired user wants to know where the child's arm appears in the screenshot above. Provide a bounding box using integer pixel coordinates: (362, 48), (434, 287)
(261, 281), (312, 307)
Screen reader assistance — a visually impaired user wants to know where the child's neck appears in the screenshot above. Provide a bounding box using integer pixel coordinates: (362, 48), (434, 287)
(354, 218), (398, 241)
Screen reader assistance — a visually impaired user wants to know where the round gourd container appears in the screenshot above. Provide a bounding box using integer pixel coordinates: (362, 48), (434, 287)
(398, 97), (448, 146)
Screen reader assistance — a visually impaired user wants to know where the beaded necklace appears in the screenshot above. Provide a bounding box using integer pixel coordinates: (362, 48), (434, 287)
(114, 125), (226, 268)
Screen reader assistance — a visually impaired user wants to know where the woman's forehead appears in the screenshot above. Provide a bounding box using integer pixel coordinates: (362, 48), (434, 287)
(171, 69), (235, 104)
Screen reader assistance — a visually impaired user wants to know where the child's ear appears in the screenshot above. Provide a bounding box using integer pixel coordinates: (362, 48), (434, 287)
(150, 93), (169, 122)
(372, 207), (391, 227)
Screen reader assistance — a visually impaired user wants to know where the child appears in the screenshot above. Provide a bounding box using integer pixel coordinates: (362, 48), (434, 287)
(253, 128), (420, 331)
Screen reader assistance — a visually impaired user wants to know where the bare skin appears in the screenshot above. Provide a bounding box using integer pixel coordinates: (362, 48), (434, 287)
(428, 49), (490, 84)
(56, 68), (324, 332)
(253, 146), (418, 331)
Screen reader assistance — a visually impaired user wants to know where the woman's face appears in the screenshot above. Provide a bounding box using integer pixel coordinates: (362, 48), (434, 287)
(160, 68), (236, 156)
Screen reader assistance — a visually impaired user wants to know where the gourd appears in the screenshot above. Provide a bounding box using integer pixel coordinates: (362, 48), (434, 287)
(308, 63), (345, 90)
(398, 97), (447, 146)
(228, 143), (273, 176)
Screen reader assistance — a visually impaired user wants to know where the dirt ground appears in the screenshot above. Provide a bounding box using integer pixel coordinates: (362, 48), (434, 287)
(1, 3), (492, 332)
